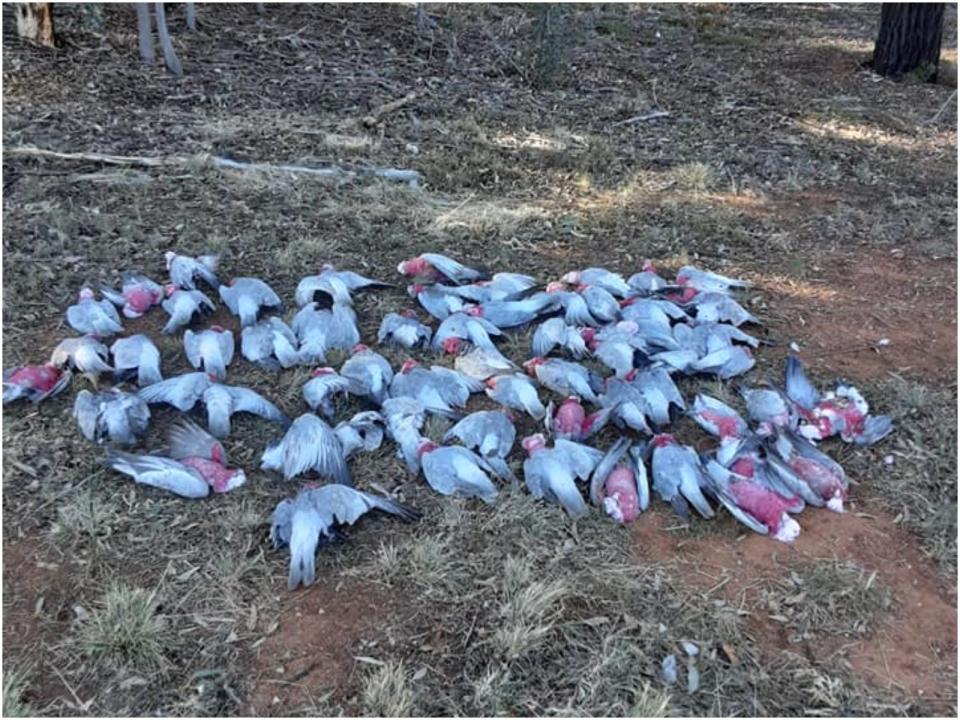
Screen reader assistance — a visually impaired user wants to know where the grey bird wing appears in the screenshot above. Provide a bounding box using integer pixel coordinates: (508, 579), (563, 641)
(73, 390), (100, 441)
(589, 437), (631, 506)
(103, 450), (209, 498)
(224, 385), (289, 426)
(784, 355), (820, 410)
(421, 253), (484, 284)
(555, 439), (604, 480)
(166, 418), (227, 463)
(286, 415), (350, 484)
(137, 372), (210, 411)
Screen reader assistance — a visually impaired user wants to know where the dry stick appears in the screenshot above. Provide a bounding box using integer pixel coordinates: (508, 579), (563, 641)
(611, 110), (672, 128)
(5, 145), (424, 188)
(362, 91), (420, 127)
(926, 89), (957, 125)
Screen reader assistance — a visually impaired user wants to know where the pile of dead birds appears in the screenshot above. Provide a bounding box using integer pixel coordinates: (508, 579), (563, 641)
(3, 252), (893, 590)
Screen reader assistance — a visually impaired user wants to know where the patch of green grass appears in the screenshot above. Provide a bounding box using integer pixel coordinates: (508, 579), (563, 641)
(72, 584), (170, 672)
(760, 560), (893, 640)
(50, 486), (121, 547)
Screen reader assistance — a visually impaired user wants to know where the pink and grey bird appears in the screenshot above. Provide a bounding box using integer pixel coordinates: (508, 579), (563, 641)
(110, 334), (162, 387)
(523, 357), (601, 404)
(164, 252), (220, 291)
(454, 347), (517, 382)
(432, 312), (502, 353)
(73, 388), (150, 445)
(521, 434), (603, 518)
(382, 396), (428, 474)
(161, 285), (215, 334)
(3, 363), (71, 405)
(241, 317), (300, 371)
(101, 272), (164, 318)
(219, 277), (283, 327)
(390, 360), (481, 416)
(398, 253), (488, 285)
(531, 318), (589, 359)
(103, 445), (245, 499)
(66, 288), (124, 337)
(340, 344), (394, 406)
(260, 413), (351, 484)
(561, 268), (630, 298)
(417, 440), (499, 503)
(675, 266), (750, 294)
(378, 310), (433, 349)
(408, 284), (468, 320)
(202, 382), (290, 438)
(183, 326), (234, 380)
(443, 409), (517, 484)
(303, 367), (362, 420)
(464, 293), (558, 330)
(546, 396), (610, 442)
(764, 428), (849, 513)
(271, 484), (420, 590)
(589, 438), (650, 524)
(485, 373), (545, 420)
(51, 336), (113, 386)
(650, 434), (715, 520)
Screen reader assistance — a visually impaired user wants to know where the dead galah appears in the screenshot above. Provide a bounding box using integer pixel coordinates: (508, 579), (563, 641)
(183, 326), (234, 380)
(544, 283), (597, 327)
(161, 285), (216, 334)
(454, 346), (517, 382)
(627, 261), (671, 296)
(340, 344), (394, 406)
(219, 277), (283, 327)
(561, 268), (630, 298)
(702, 458), (802, 543)
(303, 367), (362, 420)
(689, 394), (749, 442)
(650, 434), (715, 520)
(738, 385), (794, 430)
(784, 355), (892, 446)
(3, 364), (71, 405)
(464, 293), (558, 330)
(532, 318), (589, 359)
(137, 372), (213, 412)
(675, 266), (750, 294)
(592, 325), (648, 378)
(101, 272), (165, 319)
(763, 428), (849, 513)
(626, 367), (685, 427)
(546, 396), (611, 442)
(293, 301), (360, 362)
(271, 484), (421, 590)
(409, 284), (468, 320)
(241, 317), (300, 371)
(73, 388), (150, 445)
(382, 396), (427, 474)
(620, 298), (686, 350)
(110, 335), (162, 387)
(417, 439), (498, 503)
(333, 411), (385, 459)
(599, 377), (652, 434)
(261, 413), (351, 484)
(103, 447), (245, 499)
(398, 253), (489, 285)
(485, 373), (545, 420)
(50, 336), (113, 386)
(165, 251), (220, 291)
(589, 437), (650, 524)
(524, 357), (601, 404)
(296, 265), (391, 308)
(390, 359), (481, 416)
(202, 382), (290, 438)
(577, 284), (621, 324)
(441, 273), (538, 304)
(432, 312), (502, 353)
(164, 419), (245, 494)
(690, 343), (755, 379)
(443, 409), (517, 484)
(521, 433), (603, 518)
(67, 288), (124, 337)
(378, 310), (433, 349)
(684, 292), (759, 327)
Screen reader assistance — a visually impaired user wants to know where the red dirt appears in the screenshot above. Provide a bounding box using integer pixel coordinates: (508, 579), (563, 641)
(633, 504), (957, 704)
(765, 250), (957, 381)
(245, 577), (402, 715)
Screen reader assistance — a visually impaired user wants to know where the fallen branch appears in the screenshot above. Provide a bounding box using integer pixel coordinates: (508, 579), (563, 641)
(611, 109), (672, 128)
(362, 91), (419, 127)
(925, 89), (956, 125)
(4, 145), (424, 188)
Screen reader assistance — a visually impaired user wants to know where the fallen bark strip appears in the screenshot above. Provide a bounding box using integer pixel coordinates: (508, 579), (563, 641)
(362, 91), (419, 127)
(4, 145), (424, 187)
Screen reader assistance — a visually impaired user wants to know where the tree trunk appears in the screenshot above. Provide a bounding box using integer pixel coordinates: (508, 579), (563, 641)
(15, 3), (55, 48)
(873, 3), (945, 81)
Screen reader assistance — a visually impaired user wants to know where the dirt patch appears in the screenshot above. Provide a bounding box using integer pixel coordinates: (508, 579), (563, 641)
(245, 578), (403, 715)
(767, 250), (957, 381)
(633, 505), (957, 704)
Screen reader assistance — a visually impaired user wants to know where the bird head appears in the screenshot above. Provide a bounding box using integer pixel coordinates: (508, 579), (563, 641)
(641, 259), (657, 273)
(619, 296), (638, 308)
(561, 270), (581, 285)
(773, 514), (801, 543)
(651, 433), (675, 449)
(407, 284), (425, 297)
(624, 368), (638, 381)
(164, 283), (179, 298)
(574, 283), (590, 294)
(522, 357), (546, 376)
(400, 358), (419, 374)
(220, 469), (247, 493)
(398, 256), (429, 277)
(464, 305), (483, 317)
(78, 287), (96, 301)
(416, 439), (438, 457)
(206, 373), (221, 383)
(484, 376), (500, 389)
(400, 309), (417, 318)
(310, 367), (335, 378)
(164, 251), (177, 268)
(521, 434), (547, 455)
(441, 337), (463, 355)
(351, 343), (369, 355)
(545, 281), (566, 294)
(210, 325), (226, 333)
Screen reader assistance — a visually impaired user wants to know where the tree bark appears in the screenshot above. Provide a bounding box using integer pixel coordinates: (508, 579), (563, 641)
(15, 3), (55, 48)
(873, 3), (945, 81)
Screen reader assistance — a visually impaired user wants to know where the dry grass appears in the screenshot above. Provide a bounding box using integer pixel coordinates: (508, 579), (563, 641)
(1, 665), (32, 718)
(360, 661), (415, 718)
